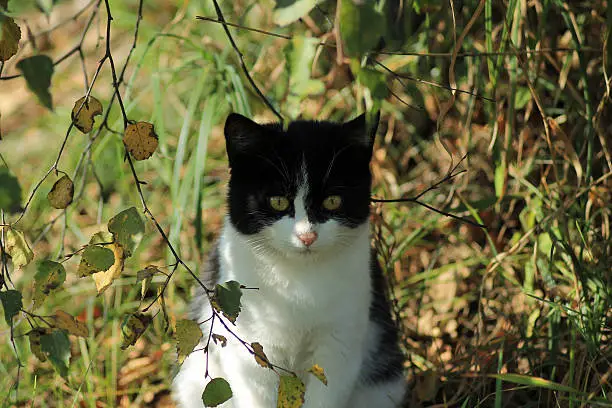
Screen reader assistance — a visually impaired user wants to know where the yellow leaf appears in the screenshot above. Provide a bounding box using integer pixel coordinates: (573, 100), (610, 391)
(47, 175), (74, 209)
(28, 328), (48, 362)
(71, 96), (103, 133)
(77, 245), (115, 277)
(277, 375), (305, 408)
(3, 227), (33, 269)
(53, 310), (89, 337)
(140, 275), (151, 301)
(157, 286), (170, 331)
(91, 242), (124, 294)
(123, 121), (159, 160)
(415, 370), (438, 402)
(175, 319), (203, 364)
(137, 265), (160, 281)
(0, 16), (20, 62)
(120, 312), (151, 349)
(307, 364), (327, 385)
(212, 333), (227, 347)
(548, 118), (583, 183)
(251, 342), (271, 368)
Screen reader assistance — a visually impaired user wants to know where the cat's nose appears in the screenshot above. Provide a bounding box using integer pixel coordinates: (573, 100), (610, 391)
(297, 231), (318, 247)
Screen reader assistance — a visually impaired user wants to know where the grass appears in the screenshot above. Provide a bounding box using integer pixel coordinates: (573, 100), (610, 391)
(0, 0), (610, 407)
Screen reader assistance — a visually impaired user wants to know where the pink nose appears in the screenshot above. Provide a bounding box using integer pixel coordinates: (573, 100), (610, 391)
(297, 231), (318, 247)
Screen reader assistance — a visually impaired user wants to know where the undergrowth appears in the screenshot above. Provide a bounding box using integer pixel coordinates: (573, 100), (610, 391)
(0, 0), (610, 407)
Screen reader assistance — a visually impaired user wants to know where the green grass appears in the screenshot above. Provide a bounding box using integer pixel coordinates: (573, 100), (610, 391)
(0, 0), (610, 407)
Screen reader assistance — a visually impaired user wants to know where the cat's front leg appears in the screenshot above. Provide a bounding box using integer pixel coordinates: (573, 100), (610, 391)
(302, 327), (366, 408)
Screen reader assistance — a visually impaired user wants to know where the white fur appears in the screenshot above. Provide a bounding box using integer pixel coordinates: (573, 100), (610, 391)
(173, 185), (404, 407)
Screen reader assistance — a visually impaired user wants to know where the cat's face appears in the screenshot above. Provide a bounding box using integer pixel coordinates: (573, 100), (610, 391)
(224, 113), (377, 259)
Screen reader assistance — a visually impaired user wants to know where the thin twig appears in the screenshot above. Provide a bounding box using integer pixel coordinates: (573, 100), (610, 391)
(196, 16), (292, 40)
(209, 1), (284, 123)
(377, 60), (496, 103)
(11, 3), (103, 226)
(387, 86), (425, 111)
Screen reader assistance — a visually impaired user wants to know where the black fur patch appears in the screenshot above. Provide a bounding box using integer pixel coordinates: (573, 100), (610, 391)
(224, 113), (375, 234)
(360, 253), (406, 385)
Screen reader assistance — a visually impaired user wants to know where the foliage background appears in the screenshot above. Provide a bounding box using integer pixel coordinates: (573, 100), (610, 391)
(0, 0), (610, 407)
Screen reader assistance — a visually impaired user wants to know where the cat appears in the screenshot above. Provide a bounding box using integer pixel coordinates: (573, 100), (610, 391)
(172, 113), (406, 408)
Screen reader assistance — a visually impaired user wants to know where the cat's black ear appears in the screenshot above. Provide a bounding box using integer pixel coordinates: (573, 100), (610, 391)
(224, 113), (265, 165)
(343, 111), (380, 149)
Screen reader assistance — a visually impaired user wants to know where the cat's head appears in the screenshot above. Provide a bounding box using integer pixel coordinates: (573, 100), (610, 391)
(224, 113), (378, 259)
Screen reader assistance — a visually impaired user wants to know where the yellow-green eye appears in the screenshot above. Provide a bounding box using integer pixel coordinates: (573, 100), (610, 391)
(269, 196), (290, 211)
(322, 195), (342, 210)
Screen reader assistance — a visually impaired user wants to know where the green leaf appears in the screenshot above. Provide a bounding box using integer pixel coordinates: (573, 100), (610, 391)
(452, 196), (497, 213)
(202, 377), (233, 407)
(40, 329), (71, 377)
(108, 206), (144, 257)
(33, 260), (66, 308)
(35, 0), (58, 16)
(0, 289), (22, 325)
(78, 245), (115, 276)
(35, 260), (66, 293)
(277, 375), (305, 408)
(175, 319), (203, 364)
(92, 133), (124, 199)
(211, 280), (242, 323)
(488, 374), (582, 394)
(357, 67), (389, 102)
(120, 312), (151, 349)
(285, 37), (322, 95)
(494, 162), (506, 198)
(4, 227), (34, 269)
(6, 0), (35, 13)
(284, 36), (325, 119)
(28, 328), (47, 362)
(514, 86), (532, 110)
(340, 1), (385, 57)
(0, 167), (21, 213)
(274, 0), (320, 26)
(16, 55), (54, 110)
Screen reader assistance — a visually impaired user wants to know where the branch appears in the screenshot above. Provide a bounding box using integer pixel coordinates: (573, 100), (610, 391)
(194, 15), (600, 59)
(371, 155), (487, 229)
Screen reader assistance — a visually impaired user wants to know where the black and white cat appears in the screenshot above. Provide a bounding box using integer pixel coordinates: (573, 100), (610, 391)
(172, 113), (406, 407)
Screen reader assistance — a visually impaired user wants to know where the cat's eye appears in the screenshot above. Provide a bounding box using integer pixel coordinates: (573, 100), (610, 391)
(269, 196), (290, 211)
(322, 195), (342, 210)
